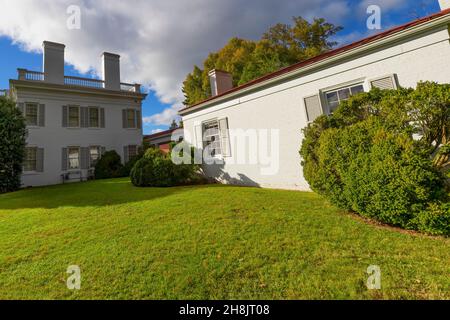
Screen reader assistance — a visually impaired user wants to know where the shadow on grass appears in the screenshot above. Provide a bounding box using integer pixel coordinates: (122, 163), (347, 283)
(0, 178), (208, 210)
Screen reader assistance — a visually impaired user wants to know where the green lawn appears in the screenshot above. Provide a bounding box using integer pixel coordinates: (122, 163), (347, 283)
(0, 178), (449, 300)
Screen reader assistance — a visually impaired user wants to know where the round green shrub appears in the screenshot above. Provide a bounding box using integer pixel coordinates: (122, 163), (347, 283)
(300, 82), (449, 236)
(130, 147), (198, 187)
(95, 150), (125, 180)
(0, 97), (27, 193)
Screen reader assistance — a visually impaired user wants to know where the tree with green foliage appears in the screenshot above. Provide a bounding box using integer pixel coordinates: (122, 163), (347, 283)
(0, 96), (27, 193)
(183, 17), (342, 106)
(300, 82), (450, 236)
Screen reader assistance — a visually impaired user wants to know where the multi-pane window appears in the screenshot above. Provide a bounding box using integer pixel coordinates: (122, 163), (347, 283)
(68, 106), (80, 127)
(89, 146), (101, 168)
(89, 107), (99, 128)
(203, 121), (222, 157)
(23, 147), (37, 172)
(68, 147), (80, 170)
(25, 103), (38, 126)
(127, 109), (136, 128)
(325, 84), (364, 113)
(128, 145), (138, 159)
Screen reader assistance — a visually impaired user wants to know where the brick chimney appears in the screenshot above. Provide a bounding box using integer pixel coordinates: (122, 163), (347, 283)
(102, 52), (121, 91)
(43, 41), (65, 84)
(439, 0), (450, 10)
(209, 69), (233, 97)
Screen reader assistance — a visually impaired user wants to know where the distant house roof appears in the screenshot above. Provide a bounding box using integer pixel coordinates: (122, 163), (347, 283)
(180, 8), (450, 115)
(145, 128), (178, 141)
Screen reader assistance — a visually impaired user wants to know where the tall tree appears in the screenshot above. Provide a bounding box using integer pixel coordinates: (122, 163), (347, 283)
(0, 96), (27, 193)
(183, 17), (342, 106)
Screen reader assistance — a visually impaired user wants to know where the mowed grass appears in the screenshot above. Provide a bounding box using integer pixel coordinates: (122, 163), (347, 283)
(0, 178), (449, 300)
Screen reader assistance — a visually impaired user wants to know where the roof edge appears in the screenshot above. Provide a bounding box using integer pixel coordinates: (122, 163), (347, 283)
(180, 8), (450, 115)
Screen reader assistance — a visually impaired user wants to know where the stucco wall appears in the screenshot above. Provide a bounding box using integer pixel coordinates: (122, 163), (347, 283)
(182, 26), (450, 191)
(17, 88), (143, 187)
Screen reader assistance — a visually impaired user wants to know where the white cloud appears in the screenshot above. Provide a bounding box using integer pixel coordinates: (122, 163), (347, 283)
(143, 103), (182, 126)
(0, 0), (358, 125)
(151, 129), (164, 134)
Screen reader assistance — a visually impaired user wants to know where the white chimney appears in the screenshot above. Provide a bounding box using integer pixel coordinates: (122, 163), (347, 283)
(102, 52), (121, 91)
(209, 69), (233, 97)
(43, 41), (65, 84)
(439, 0), (450, 10)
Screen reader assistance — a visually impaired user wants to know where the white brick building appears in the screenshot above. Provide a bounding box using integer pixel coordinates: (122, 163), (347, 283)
(180, 9), (450, 190)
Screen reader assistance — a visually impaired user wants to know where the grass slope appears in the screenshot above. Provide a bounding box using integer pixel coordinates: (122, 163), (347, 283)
(0, 178), (449, 300)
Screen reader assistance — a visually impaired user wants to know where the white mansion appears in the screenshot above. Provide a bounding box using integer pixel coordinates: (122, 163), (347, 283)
(8, 41), (147, 187)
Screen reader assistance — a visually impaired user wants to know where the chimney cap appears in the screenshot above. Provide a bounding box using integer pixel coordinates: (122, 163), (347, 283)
(208, 69), (231, 76)
(102, 52), (121, 59)
(42, 41), (66, 49)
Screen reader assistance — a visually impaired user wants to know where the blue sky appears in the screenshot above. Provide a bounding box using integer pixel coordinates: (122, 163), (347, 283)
(0, 0), (441, 134)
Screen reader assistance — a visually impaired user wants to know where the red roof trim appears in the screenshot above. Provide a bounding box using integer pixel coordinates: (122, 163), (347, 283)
(144, 128), (178, 140)
(181, 9), (450, 112)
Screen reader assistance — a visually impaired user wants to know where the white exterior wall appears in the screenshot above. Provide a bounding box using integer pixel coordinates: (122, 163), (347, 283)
(17, 88), (143, 187)
(182, 25), (450, 191)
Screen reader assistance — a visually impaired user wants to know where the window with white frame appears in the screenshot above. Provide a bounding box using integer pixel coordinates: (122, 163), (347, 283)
(325, 84), (365, 113)
(89, 146), (101, 168)
(25, 103), (38, 126)
(68, 147), (80, 170)
(89, 107), (99, 128)
(23, 147), (37, 172)
(203, 121), (222, 157)
(127, 109), (137, 128)
(68, 106), (80, 127)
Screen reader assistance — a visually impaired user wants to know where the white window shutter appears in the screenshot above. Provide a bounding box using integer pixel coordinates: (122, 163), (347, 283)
(36, 148), (44, 172)
(218, 118), (231, 157)
(304, 95), (323, 122)
(62, 106), (68, 127)
(194, 125), (203, 149)
(370, 75), (397, 90)
(38, 104), (45, 127)
(62, 148), (68, 171)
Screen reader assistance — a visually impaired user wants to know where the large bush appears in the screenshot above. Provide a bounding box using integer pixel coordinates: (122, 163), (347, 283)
(94, 151), (125, 180)
(131, 146), (198, 187)
(0, 97), (27, 193)
(300, 82), (449, 236)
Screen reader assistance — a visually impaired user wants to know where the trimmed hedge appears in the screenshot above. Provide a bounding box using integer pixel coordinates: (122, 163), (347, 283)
(300, 82), (450, 236)
(0, 97), (26, 193)
(94, 151), (125, 180)
(131, 147), (198, 187)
